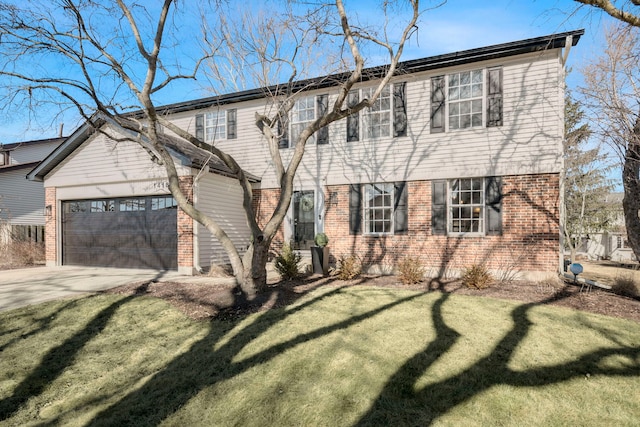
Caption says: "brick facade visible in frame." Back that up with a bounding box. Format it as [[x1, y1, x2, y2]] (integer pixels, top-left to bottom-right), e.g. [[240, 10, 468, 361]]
[[177, 176, 194, 270], [45, 187, 57, 265], [252, 187, 284, 254], [258, 173, 560, 277]]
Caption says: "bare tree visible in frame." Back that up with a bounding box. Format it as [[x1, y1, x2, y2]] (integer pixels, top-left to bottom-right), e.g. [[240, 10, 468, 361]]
[[0, 0, 421, 296], [580, 23, 640, 261], [573, 0, 640, 26]]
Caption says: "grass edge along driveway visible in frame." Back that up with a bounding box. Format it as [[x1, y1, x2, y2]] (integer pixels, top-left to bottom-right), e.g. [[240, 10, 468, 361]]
[[0, 285, 639, 426]]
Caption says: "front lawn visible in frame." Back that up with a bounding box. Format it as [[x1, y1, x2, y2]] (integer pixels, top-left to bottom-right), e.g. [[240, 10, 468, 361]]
[[1, 285, 639, 426]]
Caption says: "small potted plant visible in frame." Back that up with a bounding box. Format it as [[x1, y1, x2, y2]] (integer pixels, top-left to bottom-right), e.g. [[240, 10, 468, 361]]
[[311, 232, 329, 275]]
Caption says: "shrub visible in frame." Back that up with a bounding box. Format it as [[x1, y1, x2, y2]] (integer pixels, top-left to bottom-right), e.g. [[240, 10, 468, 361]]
[[274, 243, 302, 281], [612, 274, 639, 298], [337, 255, 362, 280], [397, 256, 424, 285], [314, 232, 329, 247], [461, 264, 494, 289], [0, 240, 44, 267]]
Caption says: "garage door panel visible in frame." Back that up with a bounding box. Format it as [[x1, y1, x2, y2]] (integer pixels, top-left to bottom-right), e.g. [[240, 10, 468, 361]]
[[62, 196, 178, 269]]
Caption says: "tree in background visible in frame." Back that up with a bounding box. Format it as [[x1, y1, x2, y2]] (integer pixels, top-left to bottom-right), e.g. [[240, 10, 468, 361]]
[[580, 22, 640, 262], [0, 0, 421, 296], [563, 93, 615, 261], [575, 0, 640, 265]]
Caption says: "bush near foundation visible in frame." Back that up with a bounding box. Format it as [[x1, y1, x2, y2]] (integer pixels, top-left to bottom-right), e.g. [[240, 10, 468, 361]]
[[461, 264, 494, 289], [274, 243, 302, 281], [397, 256, 424, 285]]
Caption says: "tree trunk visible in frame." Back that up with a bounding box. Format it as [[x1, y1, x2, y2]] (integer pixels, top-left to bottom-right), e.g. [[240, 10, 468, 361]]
[[622, 113, 640, 262], [237, 241, 270, 299]]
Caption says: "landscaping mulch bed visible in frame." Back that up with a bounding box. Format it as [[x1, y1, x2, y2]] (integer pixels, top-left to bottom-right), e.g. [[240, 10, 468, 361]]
[[105, 275, 640, 323]]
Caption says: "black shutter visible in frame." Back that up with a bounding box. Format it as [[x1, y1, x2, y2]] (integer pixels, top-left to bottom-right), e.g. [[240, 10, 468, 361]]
[[432, 180, 447, 235], [394, 181, 408, 234], [346, 90, 359, 142], [430, 76, 445, 134], [277, 103, 289, 149], [195, 113, 204, 141], [487, 67, 503, 127], [349, 184, 362, 235], [317, 94, 329, 145], [227, 109, 237, 139], [393, 82, 407, 137], [485, 176, 503, 235]]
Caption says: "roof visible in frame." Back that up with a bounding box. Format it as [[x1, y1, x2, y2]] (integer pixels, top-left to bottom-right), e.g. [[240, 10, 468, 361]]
[[153, 29, 584, 115], [27, 29, 583, 183], [0, 161, 40, 173], [0, 136, 66, 152], [26, 118, 260, 182]]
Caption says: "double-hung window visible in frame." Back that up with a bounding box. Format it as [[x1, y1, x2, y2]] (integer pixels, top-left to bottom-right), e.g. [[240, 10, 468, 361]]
[[430, 67, 502, 133], [431, 177, 503, 236], [449, 178, 484, 233], [346, 82, 407, 141], [195, 109, 237, 142], [363, 183, 394, 234], [204, 111, 226, 142], [278, 94, 329, 148], [362, 86, 392, 139], [448, 70, 483, 130], [290, 95, 316, 145]]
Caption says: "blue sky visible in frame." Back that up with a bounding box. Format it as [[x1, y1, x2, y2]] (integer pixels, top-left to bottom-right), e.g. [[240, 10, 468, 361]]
[[0, 0, 617, 144]]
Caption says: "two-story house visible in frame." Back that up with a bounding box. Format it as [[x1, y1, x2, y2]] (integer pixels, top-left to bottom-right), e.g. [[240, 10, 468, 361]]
[[1, 137, 65, 244], [28, 29, 583, 278]]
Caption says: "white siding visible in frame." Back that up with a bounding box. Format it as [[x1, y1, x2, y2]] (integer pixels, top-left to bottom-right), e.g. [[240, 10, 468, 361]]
[[0, 168, 46, 225], [167, 50, 563, 189], [194, 172, 251, 267], [45, 126, 189, 189], [8, 140, 59, 165]]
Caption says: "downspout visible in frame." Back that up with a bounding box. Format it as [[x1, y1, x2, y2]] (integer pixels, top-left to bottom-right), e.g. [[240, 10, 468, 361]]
[[192, 157, 211, 274], [558, 35, 573, 274]]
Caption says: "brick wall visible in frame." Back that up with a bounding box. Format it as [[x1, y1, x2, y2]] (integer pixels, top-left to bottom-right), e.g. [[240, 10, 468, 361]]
[[177, 176, 194, 269], [257, 173, 560, 276], [45, 187, 57, 264], [252, 187, 284, 254]]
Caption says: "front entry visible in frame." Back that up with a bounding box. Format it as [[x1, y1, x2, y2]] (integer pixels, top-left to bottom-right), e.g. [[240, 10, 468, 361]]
[[293, 190, 315, 250]]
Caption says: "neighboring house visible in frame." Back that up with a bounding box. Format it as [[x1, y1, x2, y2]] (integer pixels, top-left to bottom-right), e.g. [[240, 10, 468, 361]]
[[0, 137, 65, 243], [28, 30, 583, 278], [577, 193, 637, 262]]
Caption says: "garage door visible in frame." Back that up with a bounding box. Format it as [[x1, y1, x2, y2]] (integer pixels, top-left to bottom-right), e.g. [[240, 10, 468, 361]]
[[62, 195, 178, 269]]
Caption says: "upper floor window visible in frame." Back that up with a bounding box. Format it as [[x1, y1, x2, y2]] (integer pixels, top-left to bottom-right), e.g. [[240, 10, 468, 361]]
[[290, 96, 317, 145], [0, 152, 8, 166], [278, 94, 329, 148], [204, 111, 226, 142], [195, 109, 237, 143], [448, 70, 483, 130], [347, 82, 407, 142], [362, 86, 392, 139], [430, 67, 502, 134]]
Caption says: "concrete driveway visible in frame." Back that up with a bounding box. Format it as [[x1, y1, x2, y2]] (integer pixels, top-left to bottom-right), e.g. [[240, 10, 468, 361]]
[[0, 266, 188, 312]]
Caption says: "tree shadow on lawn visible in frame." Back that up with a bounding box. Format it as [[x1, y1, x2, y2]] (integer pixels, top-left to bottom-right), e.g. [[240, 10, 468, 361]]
[[355, 286, 640, 426], [3, 275, 639, 426]]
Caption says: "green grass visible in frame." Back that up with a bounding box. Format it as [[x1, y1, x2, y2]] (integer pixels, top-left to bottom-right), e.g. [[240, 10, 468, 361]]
[[0, 285, 639, 426]]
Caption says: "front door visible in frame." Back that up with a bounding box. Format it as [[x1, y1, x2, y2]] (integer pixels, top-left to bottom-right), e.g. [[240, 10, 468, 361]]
[[293, 190, 315, 250]]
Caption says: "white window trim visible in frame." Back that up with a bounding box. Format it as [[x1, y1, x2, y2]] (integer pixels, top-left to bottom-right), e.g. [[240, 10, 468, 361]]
[[289, 95, 317, 147], [447, 177, 485, 236], [363, 183, 395, 235], [445, 68, 485, 132], [361, 85, 392, 140], [204, 111, 227, 142]]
